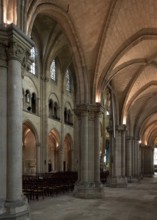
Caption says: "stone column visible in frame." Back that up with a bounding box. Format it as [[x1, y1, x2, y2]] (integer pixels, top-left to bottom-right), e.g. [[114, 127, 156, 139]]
[[100, 112, 106, 171], [80, 110, 88, 182], [126, 136, 133, 182], [107, 124, 127, 187], [121, 125, 126, 177], [150, 147, 154, 176], [0, 43, 7, 215], [74, 103, 104, 198], [36, 142, 40, 173], [58, 147, 64, 171], [141, 145, 145, 176], [141, 145, 154, 177], [40, 76, 49, 173], [94, 112, 101, 182], [132, 138, 142, 180], [0, 24, 33, 220], [106, 126, 114, 177], [134, 138, 139, 178]]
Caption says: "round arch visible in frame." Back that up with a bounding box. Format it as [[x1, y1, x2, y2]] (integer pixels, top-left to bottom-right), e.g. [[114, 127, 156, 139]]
[[64, 133, 73, 171]]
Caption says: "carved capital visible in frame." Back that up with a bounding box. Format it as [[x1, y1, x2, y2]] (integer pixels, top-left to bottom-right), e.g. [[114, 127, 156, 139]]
[[116, 124, 127, 132], [106, 126, 113, 133], [41, 76, 49, 82], [126, 136, 134, 141], [7, 40, 25, 62], [74, 103, 104, 119], [0, 43, 7, 67]]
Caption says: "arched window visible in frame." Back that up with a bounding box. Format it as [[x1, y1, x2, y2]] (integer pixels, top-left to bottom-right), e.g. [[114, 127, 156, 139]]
[[25, 90, 30, 103], [54, 102, 58, 119], [65, 69, 71, 92], [49, 99, 53, 117], [31, 93, 36, 114], [30, 47, 36, 75], [64, 108, 67, 123], [50, 60, 56, 81]]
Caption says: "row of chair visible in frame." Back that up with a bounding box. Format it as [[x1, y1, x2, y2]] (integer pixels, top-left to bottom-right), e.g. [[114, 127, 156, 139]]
[[23, 172, 77, 201], [23, 171, 109, 201]]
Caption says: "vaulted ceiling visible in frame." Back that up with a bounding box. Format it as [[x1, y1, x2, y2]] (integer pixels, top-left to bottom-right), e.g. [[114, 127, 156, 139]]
[[27, 0, 157, 145]]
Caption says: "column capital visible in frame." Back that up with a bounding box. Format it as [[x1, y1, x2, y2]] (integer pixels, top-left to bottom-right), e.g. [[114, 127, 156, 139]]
[[0, 43, 7, 67], [0, 23, 34, 63], [41, 76, 49, 82], [74, 103, 105, 117], [126, 136, 134, 140], [106, 125, 113, 133], [116, 124, 127, 132]]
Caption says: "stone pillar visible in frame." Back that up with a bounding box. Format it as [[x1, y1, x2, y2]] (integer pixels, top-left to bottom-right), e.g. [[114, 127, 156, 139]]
[[141, 145, 145, 176], [73, 103, 104, 198], [107, 124, 127, 187], [36, 142, 40, 173], [150, 147, 154, 176], [134, 138, 139, 178], [106, 127, 115, 177], [0, 43, 7, 215], [58, 147, 64, 171], [126, 136, 133, 182], [0, 24, 33, 220], [80, 110, 88, 182], [40, 77, 49, 173], [141, 145, 154, 177], [94, 112, 101, 182], [121, 125, 126, 177], [100, 112, 106, 171]]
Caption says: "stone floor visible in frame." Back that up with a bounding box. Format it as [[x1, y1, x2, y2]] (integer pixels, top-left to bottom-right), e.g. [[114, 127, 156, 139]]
[[30, 175, 157, 220]]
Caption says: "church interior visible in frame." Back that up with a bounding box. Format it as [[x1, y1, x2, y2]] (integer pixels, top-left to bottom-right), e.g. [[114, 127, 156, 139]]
[[1, 0, 157, 219]]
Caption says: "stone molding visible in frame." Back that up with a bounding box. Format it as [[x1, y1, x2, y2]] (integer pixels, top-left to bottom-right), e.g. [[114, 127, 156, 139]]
[[0, 43, 7, 67], [0, 23, 34, 66], [7, 40, 25, 62], [41, 76, 49, 82], [126, 135, 134, 140], [116, 124, 127, 132], [74, 103, 104, 118]]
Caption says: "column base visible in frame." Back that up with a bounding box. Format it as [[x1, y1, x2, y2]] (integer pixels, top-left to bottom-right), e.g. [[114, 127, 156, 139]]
[[127, 176, 142, 183], [106, 176, 127, 187], [0, 197, 30, 220], [73, 181, 104, 199], [0, 199, 5, 215]]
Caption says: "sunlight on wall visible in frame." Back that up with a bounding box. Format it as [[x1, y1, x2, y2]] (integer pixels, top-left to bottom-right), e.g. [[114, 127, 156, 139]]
[[96, 93, 101, 103], [154, 148, 157, 165], [122, 115, 127, 125], [3, 0, 17, 25]]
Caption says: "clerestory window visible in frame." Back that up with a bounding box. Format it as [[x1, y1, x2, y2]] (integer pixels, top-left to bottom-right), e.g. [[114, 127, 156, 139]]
[[65, 69, 71, 92], [30, 47, 36, 75], [50, 60, 56, 81]]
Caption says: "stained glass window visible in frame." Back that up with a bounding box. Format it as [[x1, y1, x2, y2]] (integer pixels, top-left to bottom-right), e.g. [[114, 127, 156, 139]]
[[50, 60, 56, 81]]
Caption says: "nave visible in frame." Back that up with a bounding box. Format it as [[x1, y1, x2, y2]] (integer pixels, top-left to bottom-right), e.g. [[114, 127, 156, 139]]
[[30, 175, 157, 220]]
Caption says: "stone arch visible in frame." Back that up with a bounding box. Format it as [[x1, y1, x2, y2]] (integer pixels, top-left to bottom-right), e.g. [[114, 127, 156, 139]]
[[96, 30, 157, 104], [48, 93, 60, 119], [64, 133, 73, 171], [22, 120, 39, 174], [26, 1, 88, 104], [64, 101, 73, 125], [48, 128, 60, 172]]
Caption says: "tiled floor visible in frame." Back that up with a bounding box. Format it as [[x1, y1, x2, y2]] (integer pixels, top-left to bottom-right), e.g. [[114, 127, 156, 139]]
[[30, 175, 157, 220]]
